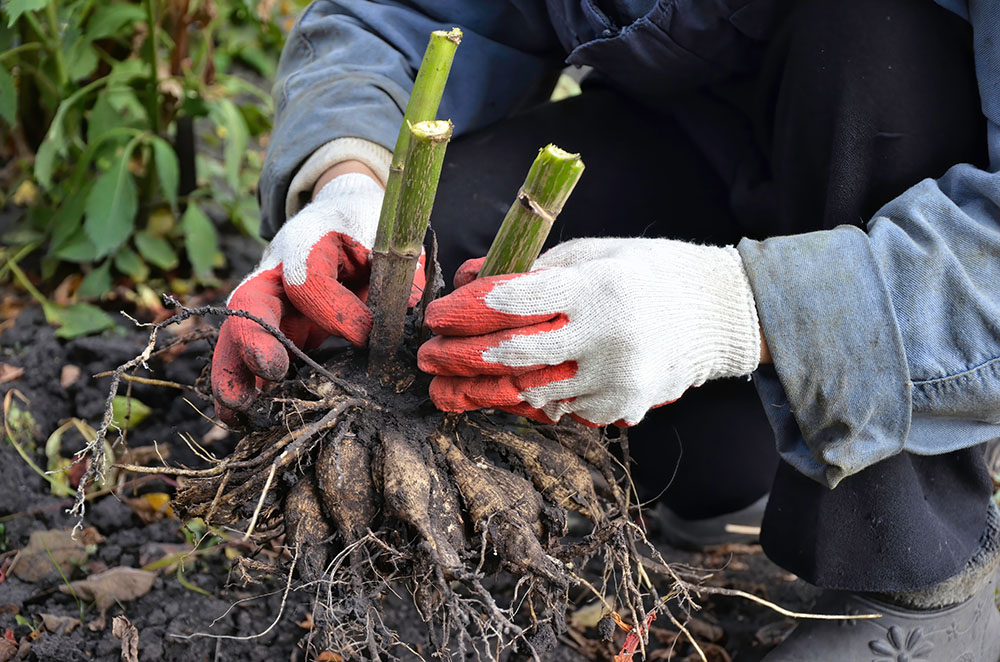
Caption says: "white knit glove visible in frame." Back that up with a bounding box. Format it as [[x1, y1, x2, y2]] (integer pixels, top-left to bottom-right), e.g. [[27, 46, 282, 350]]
[[417, 237, 761, 427], [212, 174, 423, 418]]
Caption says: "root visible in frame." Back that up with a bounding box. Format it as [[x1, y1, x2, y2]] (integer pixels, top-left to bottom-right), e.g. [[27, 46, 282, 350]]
[[79, 296, 714, 660]]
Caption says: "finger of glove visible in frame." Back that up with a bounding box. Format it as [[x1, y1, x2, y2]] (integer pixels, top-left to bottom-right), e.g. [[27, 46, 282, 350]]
[[279, 310, 315, 349], [425, 272, 561, 337], [408, 250, 427, 307], [417, 313, 570, 376], [427, 363, 576, 412], [226, 268, 291, 383], [216, 402, 240, 426], [497, 402, 559, 425], [282, 231, 372, 346], [212, 317, 265, 411], [453, 257, 485, 289]]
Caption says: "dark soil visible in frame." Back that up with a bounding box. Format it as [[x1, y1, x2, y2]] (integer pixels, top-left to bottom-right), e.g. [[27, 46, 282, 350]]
[[0, 289, 821, 662]]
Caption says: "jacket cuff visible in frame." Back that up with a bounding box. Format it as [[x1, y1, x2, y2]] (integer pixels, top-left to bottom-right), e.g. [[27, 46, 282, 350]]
[[285, 138, 392, 219], [738, 226, 912, 488]]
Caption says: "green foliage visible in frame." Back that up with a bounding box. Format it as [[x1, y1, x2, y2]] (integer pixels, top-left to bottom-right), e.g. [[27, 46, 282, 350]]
[[111, 394, 151, 429], [0, 0, 300, 333]]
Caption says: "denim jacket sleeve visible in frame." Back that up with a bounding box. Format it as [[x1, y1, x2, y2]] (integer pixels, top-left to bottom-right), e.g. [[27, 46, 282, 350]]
[[737, 1, 1000, 489], [258, 0, 564, 238]]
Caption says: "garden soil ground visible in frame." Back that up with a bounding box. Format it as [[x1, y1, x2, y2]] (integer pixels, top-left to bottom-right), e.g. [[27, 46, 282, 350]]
[[0, 250, 821, 661]]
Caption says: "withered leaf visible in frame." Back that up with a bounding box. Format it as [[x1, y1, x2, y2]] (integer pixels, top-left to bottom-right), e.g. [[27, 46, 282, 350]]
[[9, 530, 88, 584], [112, 615, 139, 662], [60, 567, 156, 614], [40, 614, 81, 635], [0, 364, 24, 385], [60, 365, 82, 389]]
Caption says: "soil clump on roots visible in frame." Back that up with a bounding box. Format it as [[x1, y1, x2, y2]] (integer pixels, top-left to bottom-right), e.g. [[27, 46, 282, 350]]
[[176, 346, 663, 658], [148, 323, 675, 660]]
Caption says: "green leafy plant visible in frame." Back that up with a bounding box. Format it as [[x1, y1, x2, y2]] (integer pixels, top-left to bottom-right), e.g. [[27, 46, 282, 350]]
[[0, 0, 301, 333]]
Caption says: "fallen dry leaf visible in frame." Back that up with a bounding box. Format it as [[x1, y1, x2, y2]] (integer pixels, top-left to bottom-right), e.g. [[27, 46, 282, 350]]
[[686, 616, 724, 643], [52, 274, 82, 307], [681, 642, 731, 662], [0, 637, 15, 662], [569, 601, 608, 630], [112, 615, 139, 662], [11, 180, 38, 207], [77, 527, 105, 548], [124, 492, 175, 524], [615, 611, 657, 662], [650, 625, 680, 647], [60, 567, 157, 615], [9, 530, 88, 584], [201, 425, 229, 445], [611, 611, 634, 633], [40, 614, 81, 635], [0, 364, 24, 385], [119, 445, 170, 467], [60, 365, 82, 389], [315, 653, 343, 662], [755, 619, 796, 647], [296, 613, 315, 630]]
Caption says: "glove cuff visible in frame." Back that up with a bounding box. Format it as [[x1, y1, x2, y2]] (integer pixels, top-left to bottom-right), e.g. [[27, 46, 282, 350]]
[[696, 245, 762, 381], [285, 137, 392, 218]]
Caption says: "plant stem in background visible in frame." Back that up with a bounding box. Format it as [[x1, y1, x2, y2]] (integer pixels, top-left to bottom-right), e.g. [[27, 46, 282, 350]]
[[144, 0, 161, 135], [42, 4, 68, 87], [479, 145, 585, 277], [372, 27, 462, 254], [368, 120, 453, 374]]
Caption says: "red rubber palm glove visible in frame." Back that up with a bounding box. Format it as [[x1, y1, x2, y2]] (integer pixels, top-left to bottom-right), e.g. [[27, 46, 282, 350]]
[[212, 174, 424, 420], [417, 238, 761, 427]]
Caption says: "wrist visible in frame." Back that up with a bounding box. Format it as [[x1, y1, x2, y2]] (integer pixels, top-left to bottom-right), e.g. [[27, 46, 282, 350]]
[[285, 137, 392, 219], [759, 325, 772, 364], [313, 160, 383, 198]]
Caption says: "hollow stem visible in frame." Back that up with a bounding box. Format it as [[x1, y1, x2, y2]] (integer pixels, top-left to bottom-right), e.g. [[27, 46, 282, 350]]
[[368, 120, 453, 374], [479, 145, 585, 277], [373, 27, 461, 253]]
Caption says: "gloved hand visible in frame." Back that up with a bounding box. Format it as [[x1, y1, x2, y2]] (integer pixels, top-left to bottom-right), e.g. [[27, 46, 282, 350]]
[[417, 237, 761, 427], [212, 173, 424, 419]]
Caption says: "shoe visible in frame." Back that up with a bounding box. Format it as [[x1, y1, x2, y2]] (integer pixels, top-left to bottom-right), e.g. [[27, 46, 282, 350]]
[[652, 493, 768, 550], [763, 502, 1000, 661], [760, 572, 1000, 661]]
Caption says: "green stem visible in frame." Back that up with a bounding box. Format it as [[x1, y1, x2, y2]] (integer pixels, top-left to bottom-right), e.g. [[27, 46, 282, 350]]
[[390, 120, 453, 256], [143, 0, 161, 135], [0, 242, 40, 282], [373, 27, 461, 253], [368, 120, 453, 374], [66, 127, 146, 193], [6, 256, 58, 323], [43, 2, 68, 87], [0, 42, 44, 63], [479, 145, 585, 277], [11, 62, 60, 99]]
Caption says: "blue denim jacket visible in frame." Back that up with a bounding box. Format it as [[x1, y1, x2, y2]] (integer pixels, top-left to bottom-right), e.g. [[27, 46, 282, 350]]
[[260, 0, 1000, 488]]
